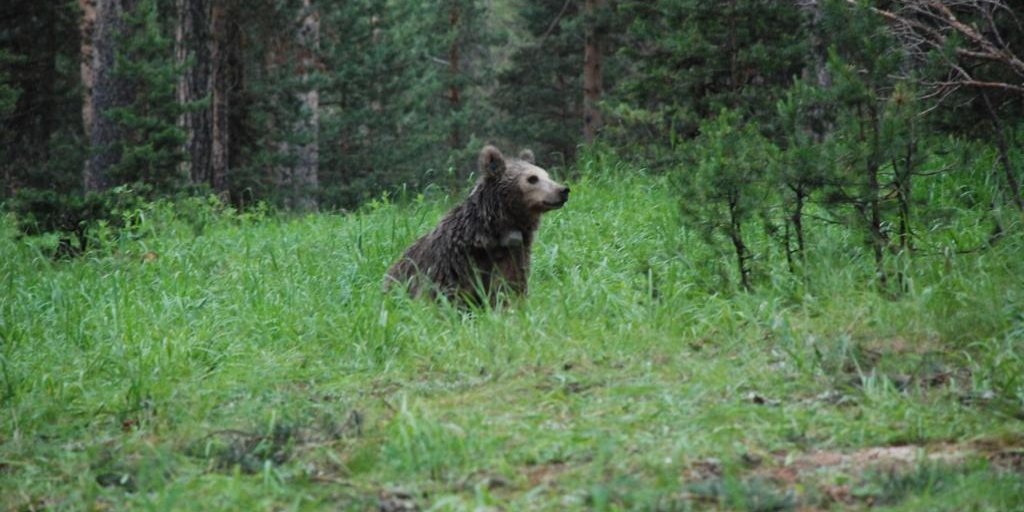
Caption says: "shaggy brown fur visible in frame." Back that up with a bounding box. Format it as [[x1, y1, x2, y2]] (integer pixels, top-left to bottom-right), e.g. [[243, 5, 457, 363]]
[[385, 145, 570, 304]]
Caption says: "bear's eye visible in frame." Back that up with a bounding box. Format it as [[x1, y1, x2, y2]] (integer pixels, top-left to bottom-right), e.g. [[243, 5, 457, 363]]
[[527, 175, 539, 185]]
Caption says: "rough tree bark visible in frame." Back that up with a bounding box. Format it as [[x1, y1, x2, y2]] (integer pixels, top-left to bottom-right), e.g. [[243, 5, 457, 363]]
[[582, 0, 604, 144], [798, 0, 832, 140], [175, 0, 212, 186], [864, 104, 888, 290], [80, 0, 97, 141], [226, 0, 244, 205], [210, 0, 230, 197], [798, 0, 832, 93], [448, 2, 461, 150], [84, 0, 137, 193], [728, 193, 752, 291], [790, 184, 807, 263], [282, 0, 320, 212]]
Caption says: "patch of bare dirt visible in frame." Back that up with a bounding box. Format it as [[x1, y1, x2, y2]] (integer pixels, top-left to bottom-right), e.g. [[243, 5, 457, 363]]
[[378, 488, 419, 512], [859, 335, 943, 355], [773, 444, 970, 476], [524, 461, 571, 488], [683, 439, 1024, 509], [762, 440, 1023, 481]]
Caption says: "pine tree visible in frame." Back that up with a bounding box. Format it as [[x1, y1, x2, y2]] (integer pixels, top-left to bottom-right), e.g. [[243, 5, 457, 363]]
[[209, 0, 231, 197], [432, 0, 503, 180], [495, 0, 582, 165], [582, 0, 606, 144], [774, 78, 834, 270], [0, 49, 22, 197], [317, 0, 504, 207], [611, 0, 806, 159], [320, 1, 436, 206], [1, 0, 81, 196], [820, 1, 910, 289], [84, 0, 139, 192], [175, 0, 212, 187], [80, 0, 97, 142], [676, 110, 776, 291], [106, 0, 187, 193], [287, 0, 320, 212], [0, 51, 18, 118]]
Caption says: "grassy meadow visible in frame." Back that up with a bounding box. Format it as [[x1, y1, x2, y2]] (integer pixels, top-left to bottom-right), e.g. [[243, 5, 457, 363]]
[[2, 157, 1024, 510]]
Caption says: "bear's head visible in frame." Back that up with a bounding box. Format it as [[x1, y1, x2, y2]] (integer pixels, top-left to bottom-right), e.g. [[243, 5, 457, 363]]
[[476, 145, 570, 218]]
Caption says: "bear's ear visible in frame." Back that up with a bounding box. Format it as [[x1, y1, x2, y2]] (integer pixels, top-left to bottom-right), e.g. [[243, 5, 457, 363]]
[[518, 149, 535, 164], [478, 145, 506, 177]]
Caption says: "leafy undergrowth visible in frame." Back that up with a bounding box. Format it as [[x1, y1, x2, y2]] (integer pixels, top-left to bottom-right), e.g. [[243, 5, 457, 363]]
[[2, 168, 1023, 510]]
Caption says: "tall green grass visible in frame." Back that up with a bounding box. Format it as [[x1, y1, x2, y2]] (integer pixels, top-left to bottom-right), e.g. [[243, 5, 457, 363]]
[[1, 158, 1022, 510]]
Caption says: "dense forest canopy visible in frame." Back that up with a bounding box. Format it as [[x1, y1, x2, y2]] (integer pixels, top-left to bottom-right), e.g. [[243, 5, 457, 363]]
[[1, 0, 1023, 288], [4, 3, 1024, 508]]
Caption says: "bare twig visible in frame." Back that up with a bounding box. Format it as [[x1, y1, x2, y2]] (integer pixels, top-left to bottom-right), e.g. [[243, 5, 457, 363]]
[[537, 0, 573, 44], [844, 0, 1024, 95]]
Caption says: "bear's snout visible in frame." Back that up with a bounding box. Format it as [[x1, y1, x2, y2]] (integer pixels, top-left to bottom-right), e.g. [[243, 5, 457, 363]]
[[548, 186, 569, 208], [541, 186, 570, 210]]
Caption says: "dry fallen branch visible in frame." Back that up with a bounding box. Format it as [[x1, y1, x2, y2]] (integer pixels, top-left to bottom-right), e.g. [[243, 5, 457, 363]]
[[845, 0, 1024, 96]]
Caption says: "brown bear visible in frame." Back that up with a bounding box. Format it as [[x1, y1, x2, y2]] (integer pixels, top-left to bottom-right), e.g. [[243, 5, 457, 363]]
[[385, 145, 570, 305]]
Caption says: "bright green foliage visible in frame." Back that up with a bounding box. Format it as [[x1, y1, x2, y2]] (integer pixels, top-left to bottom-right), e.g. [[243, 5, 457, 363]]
[[773, 78, 836, 269], [1, 3, 1024, 509], [2, 155, 1023, 509], [820, 1, 920, 289], [107, 0, 188, 194], [676, 109, 776, 290]]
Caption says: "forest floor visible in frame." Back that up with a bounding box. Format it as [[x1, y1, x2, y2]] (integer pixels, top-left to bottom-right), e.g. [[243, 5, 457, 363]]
[[2, 171, 1023, 510]]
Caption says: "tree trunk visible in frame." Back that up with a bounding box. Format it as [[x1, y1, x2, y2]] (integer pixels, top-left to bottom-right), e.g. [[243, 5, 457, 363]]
[[893, 116, 916, 293], [226, 0, 244, 205], [84, 0, 136, 193], [39, 3, 57, 161], [557, 72, 574, 163], [783, 216, 795, 274], [791, 185, 807, 265], [176, 0, 212, 186], [582, 0, 604, 144], [727, 0, 738, 98], [797, 0, 831, 142], [895, 135, 915, 255], [210, 0, 230, 197], [982, 92, 1023, 212], [797, 0, 831, 90], [868, 165, 887, 290], [290, 0, 319, 212], [728, 194, 752, 291], [448, 2, 461, 150], [866, 106, 887, 290], [80, 0, 96, 149]]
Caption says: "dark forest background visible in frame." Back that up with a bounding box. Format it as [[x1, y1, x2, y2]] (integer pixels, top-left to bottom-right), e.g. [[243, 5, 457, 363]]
[[2, 0, 1023, 289], [3, 5, 1024, 506]]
